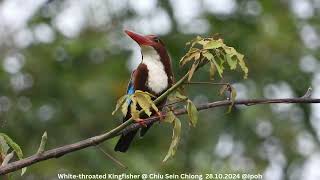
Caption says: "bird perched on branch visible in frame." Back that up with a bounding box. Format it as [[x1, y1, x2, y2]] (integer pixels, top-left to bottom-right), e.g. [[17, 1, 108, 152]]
[[114, 30, 174, 152]]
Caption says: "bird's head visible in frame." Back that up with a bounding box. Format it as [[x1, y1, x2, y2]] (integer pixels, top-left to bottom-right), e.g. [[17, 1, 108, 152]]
[[124, 30, 170, 64], [125, 30, 164, 50], [125, 29, 173, 85]]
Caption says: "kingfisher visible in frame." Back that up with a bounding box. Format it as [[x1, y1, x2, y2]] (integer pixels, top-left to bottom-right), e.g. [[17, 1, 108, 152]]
[[114, 30, 174, 152]]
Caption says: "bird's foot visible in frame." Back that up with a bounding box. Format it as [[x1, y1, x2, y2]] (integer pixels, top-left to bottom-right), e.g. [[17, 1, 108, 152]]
[[156, 111, 164, 123], [134, 118, 147, 127]]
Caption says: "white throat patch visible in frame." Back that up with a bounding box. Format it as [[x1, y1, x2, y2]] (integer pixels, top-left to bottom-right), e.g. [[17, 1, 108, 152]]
[[141, 46, 168, 94]]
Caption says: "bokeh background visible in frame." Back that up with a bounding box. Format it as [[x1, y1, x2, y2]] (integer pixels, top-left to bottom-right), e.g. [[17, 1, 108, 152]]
[[1, 0, 320, 179]]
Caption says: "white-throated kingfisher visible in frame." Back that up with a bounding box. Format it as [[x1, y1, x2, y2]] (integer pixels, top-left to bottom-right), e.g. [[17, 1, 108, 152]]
[[114, 30, 174, 152]]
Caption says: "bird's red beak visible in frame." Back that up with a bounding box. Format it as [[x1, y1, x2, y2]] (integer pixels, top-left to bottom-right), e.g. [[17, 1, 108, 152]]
[[124, 30, 153, 46]]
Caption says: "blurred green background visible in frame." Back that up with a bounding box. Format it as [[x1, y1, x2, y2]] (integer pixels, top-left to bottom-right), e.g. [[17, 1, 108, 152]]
[[1, 0, 320, 179]]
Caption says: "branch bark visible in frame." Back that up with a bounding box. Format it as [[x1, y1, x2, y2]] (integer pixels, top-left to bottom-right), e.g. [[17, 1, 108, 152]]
[[0, 97, 319, 175]]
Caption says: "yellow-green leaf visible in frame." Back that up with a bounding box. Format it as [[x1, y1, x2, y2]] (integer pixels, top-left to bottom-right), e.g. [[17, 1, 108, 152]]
[[163, 111, 176, 123], [202, 51, 214, 61], [134, 91, 158, 116], [135, 94, 153, 116], [121, 100, 129, 116], [210, 58, 223, 77], [187, 100, 198, 127], [204, 39, 224, 49], [223, 45, 237, 56], [202, 51, 218, 79], [21, 167, 27, 176], [112, 95, 128, 115], [163, 117, 181, 162], [197, 39, 210, 46], [209, 61, 216, 80], [0, 133, 23, 159], [222, 45, 248, 78], [135, 90, 156, 98], [237, 54, 248, 79], [226, 54, 237, 70], [130, 99, 139, 119], [180, 50, 201, 66], [168, 91, 188, 102]]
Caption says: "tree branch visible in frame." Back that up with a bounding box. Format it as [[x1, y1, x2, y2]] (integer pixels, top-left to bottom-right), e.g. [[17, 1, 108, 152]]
[[1, 97, 319, 175]]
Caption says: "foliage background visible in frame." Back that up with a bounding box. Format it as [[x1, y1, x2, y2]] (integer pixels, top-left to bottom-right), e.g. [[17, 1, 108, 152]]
[[1, 0, 320, 179]]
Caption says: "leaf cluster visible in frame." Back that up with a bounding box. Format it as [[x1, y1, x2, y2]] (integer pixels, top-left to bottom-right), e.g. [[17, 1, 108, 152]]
[[180, 36, 248, 81], [112, 90, 159, 119], [162, 91, 199, 162]]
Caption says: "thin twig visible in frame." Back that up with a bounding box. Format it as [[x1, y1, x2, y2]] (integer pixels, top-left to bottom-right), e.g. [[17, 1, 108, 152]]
[[162, 98, 188, 108], [185, 81, 230, 86], [1, 97, 320, 175], [96, 145, 127, 169]]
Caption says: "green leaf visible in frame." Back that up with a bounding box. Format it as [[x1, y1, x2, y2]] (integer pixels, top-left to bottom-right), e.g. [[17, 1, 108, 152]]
[[202, 51, 218, 79], [21, 167, 27, 176], [197, 39, 210, 46], [134, 90, 158, 116], [134, 90, 156, 98], [125, 90, 159, 119], [163, 111, 175, 123], [226, 54, 237, 70], [112, 95, 128, 115], [223, 46, 237, 56], [121, 100, 129, 116], [210, 58, 223, 77], [163, 117, 181, 162], [202, 51, 214, 61], [130, 99, 139, 119], [237, 53, 248, 79], [204, 39, 224, 49], [222, 45, 248, 78], [135, 94, 153, 116], [0, 133, 23, 159], [167, 91, 188, 103], [209, 61, 216, 80], [188, 36, 203, 48], [187, 100, 199, 127]]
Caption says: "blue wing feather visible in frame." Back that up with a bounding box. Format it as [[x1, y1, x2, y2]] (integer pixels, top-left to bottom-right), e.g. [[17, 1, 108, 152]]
[[126, 73, 135, 104], [127, 80, 135, 95]]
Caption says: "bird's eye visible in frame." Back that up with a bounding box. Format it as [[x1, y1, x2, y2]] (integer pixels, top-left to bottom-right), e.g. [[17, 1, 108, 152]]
[[153, 37, 160, 43]]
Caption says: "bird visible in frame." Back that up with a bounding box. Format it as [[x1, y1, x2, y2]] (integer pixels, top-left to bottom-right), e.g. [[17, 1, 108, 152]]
[[114, 30, 174, 152]]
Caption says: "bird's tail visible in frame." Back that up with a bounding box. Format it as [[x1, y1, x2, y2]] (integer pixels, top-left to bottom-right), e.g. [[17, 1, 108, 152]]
[[114, 130, 138, 152]]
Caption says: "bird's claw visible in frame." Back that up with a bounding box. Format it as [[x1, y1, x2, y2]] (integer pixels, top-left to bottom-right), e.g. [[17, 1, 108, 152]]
[[134, 118, 147, 127], [156, 111, 164, 123]]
